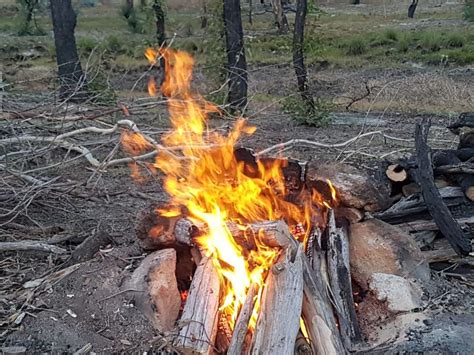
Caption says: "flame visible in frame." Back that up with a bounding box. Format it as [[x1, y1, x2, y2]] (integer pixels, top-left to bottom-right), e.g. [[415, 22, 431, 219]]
[[122, 48, 337, 331]]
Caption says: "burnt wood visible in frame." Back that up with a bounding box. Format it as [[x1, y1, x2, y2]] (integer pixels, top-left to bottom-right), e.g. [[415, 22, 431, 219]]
[[414, 118, 471, 256], [326, 210, 362, 350]]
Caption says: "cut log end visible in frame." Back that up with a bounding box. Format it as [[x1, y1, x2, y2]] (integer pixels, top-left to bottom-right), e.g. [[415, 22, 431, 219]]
[[386, 164, 408, 182]]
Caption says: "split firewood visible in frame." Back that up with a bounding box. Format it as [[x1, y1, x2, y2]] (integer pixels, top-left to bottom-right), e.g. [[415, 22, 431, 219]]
[[396, 216, 474, 234], [326, 210, 362, 350], [174, 256, 220, 354], [414, 118, 471, 256], [121, 249, 181, 332], [228, 283, 258, 355], [301, 254, 345, 355], [432, 150, 474, 201], [251, 245, 304, 354]]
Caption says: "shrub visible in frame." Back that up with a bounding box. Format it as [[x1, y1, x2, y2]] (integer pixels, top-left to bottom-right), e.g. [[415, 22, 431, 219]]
[[464, 0, 474, 21], [383, 29, 399, 42], [282, 96, 333, 126], [419, 31, 441, 52], [77, 37, 99, 56], [345, 37, 367, 55], [445, 33, 465, 48], [397, 33, 411, 53]]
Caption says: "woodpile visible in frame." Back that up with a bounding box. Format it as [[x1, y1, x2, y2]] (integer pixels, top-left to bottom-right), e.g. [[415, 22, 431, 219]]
[[124, 114, 472, 354]]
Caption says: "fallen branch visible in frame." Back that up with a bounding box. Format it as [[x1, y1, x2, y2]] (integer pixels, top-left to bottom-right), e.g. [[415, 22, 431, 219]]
[[0, 241, 67, 254]]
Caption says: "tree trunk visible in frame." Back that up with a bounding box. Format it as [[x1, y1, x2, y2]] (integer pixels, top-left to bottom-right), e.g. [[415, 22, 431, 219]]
[[152, 0, 166, 85], [408, 0, 418, 18], [293, 0, 315, 112], [50, 0, 87, 102], [271, 0, 289, 33], [223, 0, 248, 112], [125, 0, 134, 14], [201, 0, 208, 28]]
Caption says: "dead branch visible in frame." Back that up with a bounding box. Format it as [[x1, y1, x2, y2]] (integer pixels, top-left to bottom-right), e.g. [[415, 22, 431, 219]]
[[0, 241, 68, 254]]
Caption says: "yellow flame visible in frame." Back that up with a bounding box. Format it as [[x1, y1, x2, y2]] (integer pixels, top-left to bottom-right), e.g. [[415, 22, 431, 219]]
[[122, 48, 338, 330]]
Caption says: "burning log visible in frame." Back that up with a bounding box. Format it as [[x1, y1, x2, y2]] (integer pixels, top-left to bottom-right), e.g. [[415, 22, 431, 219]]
[[414, 118, 471, 256], [251, 245, 304, 354], [301, 254, 345, 355], [326, 210, 362, 350], [227, 283, 257, 355], [174, 257, 220, 354]]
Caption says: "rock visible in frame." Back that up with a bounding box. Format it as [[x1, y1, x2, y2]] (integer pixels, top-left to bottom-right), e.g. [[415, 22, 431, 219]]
[[121, 249, 181, 332], [369, 273, 422, 312], [349, 219, 430, 288], [305, 162, 390, 212]]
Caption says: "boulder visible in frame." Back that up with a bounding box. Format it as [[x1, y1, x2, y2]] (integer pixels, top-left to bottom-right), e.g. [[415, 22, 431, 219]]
[[121, 249, 181, 331], [305, 162, 390, 212], [369, 273, 422, 313], [349, 219, 430, 288]]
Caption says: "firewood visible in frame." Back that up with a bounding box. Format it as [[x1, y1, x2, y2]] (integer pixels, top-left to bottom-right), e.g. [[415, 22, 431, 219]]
[[433, 150, 474, 201], [251, 245, 304, 354], [174, 257, 220, 354], [228, 283, 257, 355], [414, 118, 471, 256], [301, 254, 345, 355], [422, 238, 464, 263], [386, 164, 408, 182], [401, 179, 449, 197], [396, 216, 474, 234], [0, 241, 67, 255], [326, 210, 362, 350], [295, 330, 313, 355]]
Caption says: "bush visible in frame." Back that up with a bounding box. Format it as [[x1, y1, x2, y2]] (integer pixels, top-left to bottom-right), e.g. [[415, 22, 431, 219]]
[[383, 29, 399, 42], [419, 31, 441, 52], [344, 37, 367, 55], [282, 96, 333, 126], [397, 33, 411, 53], [445, 33, 465, 48], [464, 0, 474, 21], [77, 37, 99, 56]]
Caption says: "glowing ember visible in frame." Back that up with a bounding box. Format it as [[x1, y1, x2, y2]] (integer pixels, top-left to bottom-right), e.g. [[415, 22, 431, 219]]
[[122, 48, 337, 330]]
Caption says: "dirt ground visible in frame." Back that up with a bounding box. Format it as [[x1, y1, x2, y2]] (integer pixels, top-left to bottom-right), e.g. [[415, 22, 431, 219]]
[[1, 95, 474, 353]]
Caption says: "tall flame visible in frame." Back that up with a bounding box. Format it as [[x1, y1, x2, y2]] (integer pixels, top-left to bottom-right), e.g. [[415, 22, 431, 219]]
[[123, 48, 336, 330]]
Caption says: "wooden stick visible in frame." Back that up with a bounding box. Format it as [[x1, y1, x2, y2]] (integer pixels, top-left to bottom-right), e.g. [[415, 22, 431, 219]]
[[396, 216, 474, 233], [414, 118, 471, 256], [326, 210, 362, 350], [386, 163, 408, 182], [228, 283, 258, 355], [301, 255, 345, 355], [0, 241, 67, 255], [174, 257, 220, 354], [251, 246, 304, 354]]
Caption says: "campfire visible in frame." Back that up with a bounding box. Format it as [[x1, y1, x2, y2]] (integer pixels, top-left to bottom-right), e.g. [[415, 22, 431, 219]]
[[121, 48, 353, 354], [120, 48, 472, 354]]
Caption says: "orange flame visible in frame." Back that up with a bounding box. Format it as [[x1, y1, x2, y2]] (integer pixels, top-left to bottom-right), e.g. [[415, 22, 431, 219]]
[[122, 48, 337, 330]]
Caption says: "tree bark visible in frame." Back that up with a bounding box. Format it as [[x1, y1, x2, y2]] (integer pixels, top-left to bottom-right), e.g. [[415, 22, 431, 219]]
[[408, 0, 418, 18], [223, 0, 248, 111], [293, 0, 315, 112], [50, 0, 87, 102], [152, 0, 166, 85], [270, 0, 289, 33]]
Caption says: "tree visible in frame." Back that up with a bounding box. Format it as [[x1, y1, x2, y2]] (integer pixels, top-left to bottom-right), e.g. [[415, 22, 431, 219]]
[[16, 0, 43, 35], [271, 0, 289, 33], [408, 0, 419, 18], [293, 0, 314, 112], [50, 0, 87, 101], [223, 0, 248, 111], [152, 0, 166, 84]]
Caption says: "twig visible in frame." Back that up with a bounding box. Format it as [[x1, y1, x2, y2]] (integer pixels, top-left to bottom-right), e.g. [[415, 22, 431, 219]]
[[0, 241, 68, 254]]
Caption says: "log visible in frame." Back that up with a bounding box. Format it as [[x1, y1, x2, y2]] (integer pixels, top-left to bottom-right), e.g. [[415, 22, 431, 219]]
[[386, 164, 408, 182], [301, 254, 345, 355], [228, 283, 257, 355], [433, 150, 474, 201], [174, 257, 220, 354], [251, 245, 304, 354], [414, 118, 471, 256], [396, 216, 474, 234], [326, 210, 362, 350], [295, 330, 313, 355]]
